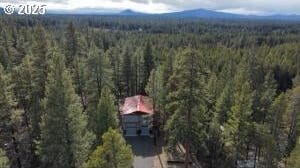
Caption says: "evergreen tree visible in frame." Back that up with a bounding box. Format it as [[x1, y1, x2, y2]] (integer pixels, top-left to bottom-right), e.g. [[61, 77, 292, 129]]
[[13, 32, 28, 66], [264, 93, 289, 167], [0, 28, 18, 69], [251, 71, 277, 166], [0, 65, 21, 168], [224, 80, 253, 163], [165, 48, 207, 167], [121, 47, 132, 97], [293, 71, 300, 86], [30, 26, 48, 139], [206, 73, 221, 112], [286, 85, 300, 155], [269, 93, 289, 144], [131, 49, 140, 95], [0, 148, 9, 168], [146, 66, 164, 111], [107, 46, 122, 99], [72, 34, 89, 110], [142, 41, 154, 92], [215, 83, 233, 124], [256, 71, 277, 122], [64, 22, 77, 68], [205, 116, 227, 168], [160, 53, 174, 124], [0, 12, 299, 168], [12, 55, 33, 115], [286, 85, 300, 167], [85, 128, 133, 168], [287, 143, 300, 168], [11, 55, 36, 167], [0, 32, 10, 69], [73, 56, 88, 110], [91, 86, 118, 143], [86, 43, 112, 129], [39, 47, 94, 168]]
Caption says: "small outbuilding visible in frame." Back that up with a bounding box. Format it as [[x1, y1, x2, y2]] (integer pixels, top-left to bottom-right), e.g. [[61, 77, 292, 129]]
[[120, 95, 154, 136]]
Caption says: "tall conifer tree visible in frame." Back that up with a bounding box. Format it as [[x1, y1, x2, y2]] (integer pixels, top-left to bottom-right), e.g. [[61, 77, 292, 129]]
[[0, 65, 21, 168], [165, 49, 207, 167], [39, 47, 94, 168], [142, 41, 154, 92], [91, 86, 118, 142]]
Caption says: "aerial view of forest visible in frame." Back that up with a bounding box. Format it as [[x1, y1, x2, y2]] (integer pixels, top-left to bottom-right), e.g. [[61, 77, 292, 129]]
[[0, 1, 300, 168]]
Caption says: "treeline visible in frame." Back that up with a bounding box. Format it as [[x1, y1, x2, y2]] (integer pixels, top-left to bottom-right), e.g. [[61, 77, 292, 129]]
[[0, 15, 299, 168]]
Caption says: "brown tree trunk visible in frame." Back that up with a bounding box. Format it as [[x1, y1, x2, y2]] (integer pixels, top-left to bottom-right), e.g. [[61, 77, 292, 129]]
[[253, 146, 258, 168], [185, 142, 190, 168], [11, 127, 22, 168]]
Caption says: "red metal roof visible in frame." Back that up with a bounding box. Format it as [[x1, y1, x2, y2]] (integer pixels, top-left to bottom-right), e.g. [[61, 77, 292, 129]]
[[120, 95, 154, 115]]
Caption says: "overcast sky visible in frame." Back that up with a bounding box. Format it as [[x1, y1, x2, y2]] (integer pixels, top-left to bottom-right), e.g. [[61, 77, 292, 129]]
[[1, 0, 300, 15]]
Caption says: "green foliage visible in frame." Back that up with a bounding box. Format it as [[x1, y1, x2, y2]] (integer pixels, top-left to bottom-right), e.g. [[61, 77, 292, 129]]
[[215, 83, 233, 124], [269, 93, 289, 140], [0, 15, 300, 168], [64, 22, 77, 68], [0, 148, 9, 168], [286, 85, 300, 167], [11, 54, 37, 167], [85, 128, 133, 168], [165, 48, 207, 152], [142, 41, 154, 92], [0, 34, 10, 69], [107, 46, 123, 98], [146, 65, 165, 111], [92, 86, 118, 143], [30, 26, 49, 139], [263, 93, 289, 166], [224, 80, 253, 160], [12, 55, 34, 110], [0, 64, 13, 159], [0, 64, 14, 130], [287, 142, 300, 168], [0, 65, 22, 167], [73, 56, 88, 110], [39, 47, 94, 168], [121, 47, 132, 97], [293, 71, 300, 86], [86, 43, 113, 120], [256, 71, 277, 122], [206, 73, 221, 111]]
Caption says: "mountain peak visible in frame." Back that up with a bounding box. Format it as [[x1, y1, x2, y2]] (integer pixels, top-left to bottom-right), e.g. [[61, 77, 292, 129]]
[[120, 9, 144, 16], [121, 9, 135, 13]]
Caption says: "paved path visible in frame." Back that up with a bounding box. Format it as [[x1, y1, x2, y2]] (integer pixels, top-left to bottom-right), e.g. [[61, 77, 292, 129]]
[[126, 136, 155, 168]]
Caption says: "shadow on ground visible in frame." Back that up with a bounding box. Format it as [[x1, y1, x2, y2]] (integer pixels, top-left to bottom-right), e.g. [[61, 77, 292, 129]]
[[126, 136, 163, 168]]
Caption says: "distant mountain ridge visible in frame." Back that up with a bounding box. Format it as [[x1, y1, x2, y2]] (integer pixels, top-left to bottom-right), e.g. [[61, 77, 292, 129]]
[[119, 9, 146, 16], [48, 8, 120, 15], [161, 9, 243, 19], [1, 6, 300, 21], [0, 7, 4, 15], [118, 8, 300, 21]]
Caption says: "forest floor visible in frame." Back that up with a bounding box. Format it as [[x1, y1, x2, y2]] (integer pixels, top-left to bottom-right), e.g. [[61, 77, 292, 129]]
[[153, 135, 168, 168]]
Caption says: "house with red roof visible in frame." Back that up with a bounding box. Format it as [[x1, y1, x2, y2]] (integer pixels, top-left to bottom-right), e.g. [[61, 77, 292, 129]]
[[119, 95, 154, 136]]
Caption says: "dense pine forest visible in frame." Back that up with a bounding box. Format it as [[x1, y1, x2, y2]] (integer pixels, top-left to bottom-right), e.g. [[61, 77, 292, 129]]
[[0, 15, 300, 168]]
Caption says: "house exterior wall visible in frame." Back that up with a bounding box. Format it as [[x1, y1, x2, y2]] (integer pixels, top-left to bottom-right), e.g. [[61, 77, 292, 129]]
[[122, 114, 153, 136]]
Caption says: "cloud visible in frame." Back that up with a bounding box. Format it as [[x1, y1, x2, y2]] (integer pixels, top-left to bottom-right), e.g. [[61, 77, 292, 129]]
[[107, 0, 149, 3], [1, 0, 66, 3], [218, 8, 269, 16], [149, 0, 300, 14], [1, 0, 300, 15]]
